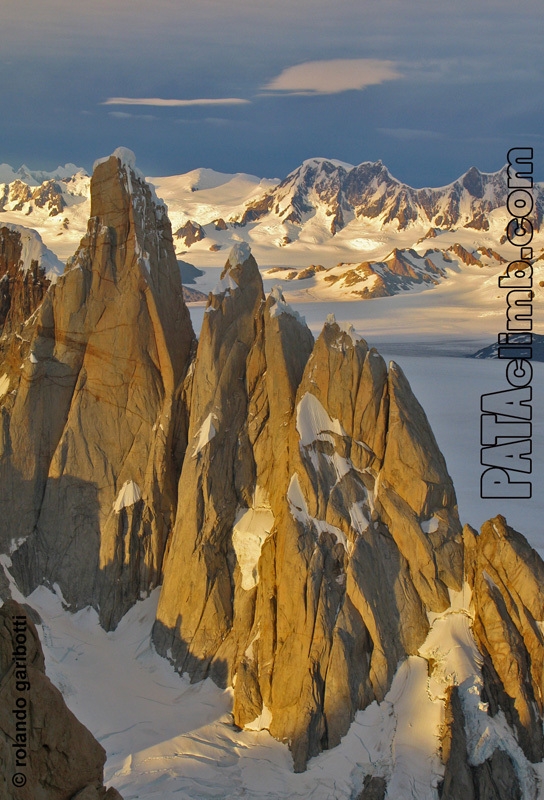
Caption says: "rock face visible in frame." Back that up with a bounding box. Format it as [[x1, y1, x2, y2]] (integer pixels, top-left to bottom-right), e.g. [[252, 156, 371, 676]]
[[0, 226, 51, 335], [465, 517, 544, 763], [0, 600, 122, 800], [0, 225, 63, 336], [1, 148, 196, 629], [437, 517, 544, 800], [440, 686, 522, 800], [153, 244, 464, 769], [2, 147, 544, 794], [174, 220, 206, 247]]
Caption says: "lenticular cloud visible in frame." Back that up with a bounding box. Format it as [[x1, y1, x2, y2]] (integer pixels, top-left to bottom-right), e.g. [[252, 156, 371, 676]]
[[262, 58, 402, 95]]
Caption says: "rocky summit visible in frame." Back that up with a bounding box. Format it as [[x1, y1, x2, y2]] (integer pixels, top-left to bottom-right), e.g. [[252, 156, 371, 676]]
[[1, 150, 544, 795], [1, 147, 195, 630], [152, 242, 465, 769]]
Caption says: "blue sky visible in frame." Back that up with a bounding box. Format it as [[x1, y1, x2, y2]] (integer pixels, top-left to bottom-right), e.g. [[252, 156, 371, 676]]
[[1, 0, 543, 185]]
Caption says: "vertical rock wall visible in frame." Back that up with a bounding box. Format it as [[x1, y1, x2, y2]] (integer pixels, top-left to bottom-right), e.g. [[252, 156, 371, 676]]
[[1, 149, 196, 629]]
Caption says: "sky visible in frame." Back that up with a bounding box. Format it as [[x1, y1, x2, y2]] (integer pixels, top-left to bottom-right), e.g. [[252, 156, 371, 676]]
[[1, 0, 543, 186]]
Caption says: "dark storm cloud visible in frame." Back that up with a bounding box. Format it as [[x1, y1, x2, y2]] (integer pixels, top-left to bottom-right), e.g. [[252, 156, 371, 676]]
[[1, 0, 543, 184]]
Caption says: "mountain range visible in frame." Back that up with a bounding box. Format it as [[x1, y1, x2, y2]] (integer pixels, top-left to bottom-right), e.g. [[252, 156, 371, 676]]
[[1, 149, 544, 799], [1, 157, 542, 306]]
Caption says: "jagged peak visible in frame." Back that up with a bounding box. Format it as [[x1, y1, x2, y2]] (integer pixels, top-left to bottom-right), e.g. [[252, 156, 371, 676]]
[[89, 147, 167, 232], [211, 242, 261, 297], [92, 147, 165, 207], [338, 320, 362, 344], [227, 241, 251, 268], [322, 313, 364, 347], [267, 285, 306, 324]]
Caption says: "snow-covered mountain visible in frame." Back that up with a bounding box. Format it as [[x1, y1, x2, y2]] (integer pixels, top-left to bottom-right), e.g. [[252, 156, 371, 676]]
[[1, 154, 543, 351], [231, 157, 543, 233], [262, 243, 508, 300], [1, 150, 544, 800], [2, 157, 543, 271], [0, 161, 87, 187]]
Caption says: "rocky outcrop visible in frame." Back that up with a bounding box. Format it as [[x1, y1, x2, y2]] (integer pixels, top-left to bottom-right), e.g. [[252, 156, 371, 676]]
[[182, 286, 208, 302], [322, 247, 446, 299], [2, 180, 32, 211], [153, 243, 463, 769], [357, 776, 386, 800], [464, 517, 544, 763], [30, 180, 66, 217], [1, 148, 196, 629], [174, 220, 206, 247], [440, 686, 522, 800], [0, 226, 50, 335], [0, 600, 122, 800]]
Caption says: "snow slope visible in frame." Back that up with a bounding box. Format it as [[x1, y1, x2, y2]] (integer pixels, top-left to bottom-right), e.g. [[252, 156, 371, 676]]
[[1, 561, 542, 800]]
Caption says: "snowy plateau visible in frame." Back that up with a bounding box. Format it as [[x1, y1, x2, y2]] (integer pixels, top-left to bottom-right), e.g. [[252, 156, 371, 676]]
[[1, 152, 544, 800]]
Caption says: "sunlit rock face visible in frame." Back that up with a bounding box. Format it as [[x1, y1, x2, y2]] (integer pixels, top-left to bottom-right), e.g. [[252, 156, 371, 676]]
[[2, 147, 544, 789], [154, 242, 464, 770], [1, 149, 195, 629]]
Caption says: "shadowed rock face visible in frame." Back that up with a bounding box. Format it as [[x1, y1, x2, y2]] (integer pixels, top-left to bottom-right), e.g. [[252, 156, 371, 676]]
[[0, 226, 51, 336], [153, 246, 464, 770], [0, 150, 196, 629], [440, 685, 522, 800], [0, 600, 123, 800]]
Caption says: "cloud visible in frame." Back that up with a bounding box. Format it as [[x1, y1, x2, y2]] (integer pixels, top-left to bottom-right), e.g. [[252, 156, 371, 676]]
[[262, 59, 401, 95], [103, 97, 250, 107], [108, 111, 157, 120], [378, 127, 442, 141]]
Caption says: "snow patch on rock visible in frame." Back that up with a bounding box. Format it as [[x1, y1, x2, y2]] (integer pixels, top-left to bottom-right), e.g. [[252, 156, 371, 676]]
[[232, 489, 275, 591], [287, 473, 350, 552], [113, 480, 142, 513], [268, 285, 305, 324], [421, 515, 440, 534], [246, 704, 273, 732], [94, 147, 137, 174], [211, 272, 239, 296], [338, 320, 362, 344], [349, 502, 370, 534], [112, 147, 137, 172], [192, 413, 217, 456], [296, 392, 345, 446]]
